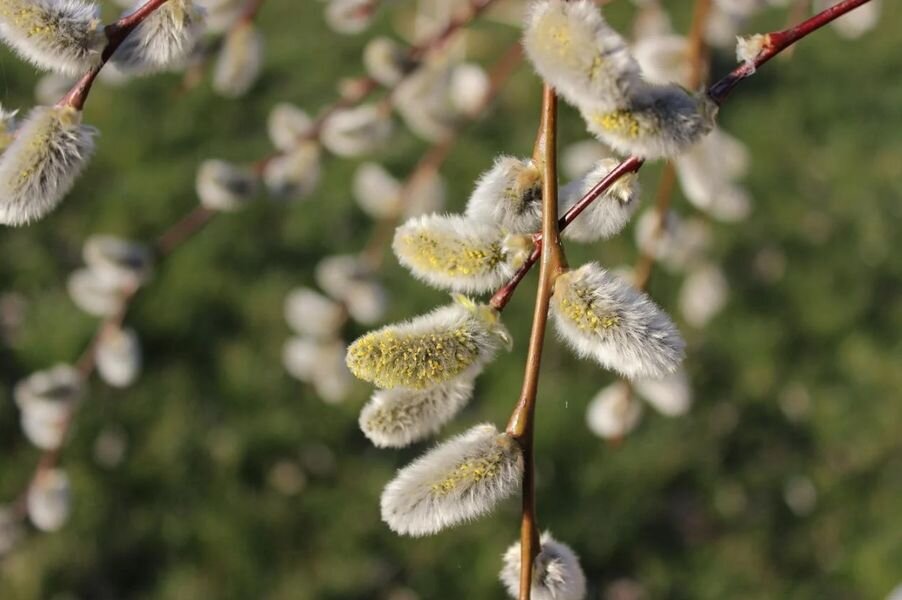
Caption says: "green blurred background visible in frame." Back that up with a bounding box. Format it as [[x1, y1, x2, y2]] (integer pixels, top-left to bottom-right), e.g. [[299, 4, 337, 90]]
[[1, 1, 900, 598]]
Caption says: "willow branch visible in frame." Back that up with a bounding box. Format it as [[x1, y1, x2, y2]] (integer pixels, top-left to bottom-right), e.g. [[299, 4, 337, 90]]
[[490, 0, 873, 312], [505, 85, 565, 600], [708, 0, 873, 104], [58, 0, 173, 110]]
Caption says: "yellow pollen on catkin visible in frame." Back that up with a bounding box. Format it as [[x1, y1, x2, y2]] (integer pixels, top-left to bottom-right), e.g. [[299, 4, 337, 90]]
[[429, 440, 510, 495], [347, 326, 480, 390], [557, 279, 621, 333], [399, 230, 504, 278], [593, 110, 642, 138]]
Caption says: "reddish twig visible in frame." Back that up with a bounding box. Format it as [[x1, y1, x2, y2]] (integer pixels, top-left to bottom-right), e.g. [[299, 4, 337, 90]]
[[490, 0, 873, 312], [58, 0, 173, 110]]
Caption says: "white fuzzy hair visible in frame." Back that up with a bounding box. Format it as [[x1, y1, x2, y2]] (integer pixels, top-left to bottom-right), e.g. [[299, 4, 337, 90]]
[[359, 378, 475, 448], [196, 159, 259, 212], [634, 368, 692, 417], [380, 424, 523, 536], [213, 21, 263, 98], [346, 297, 511, 390], [321, 104, 393, 158], [560, 157, 641, 243], [0, 0, 103, 76], [96, 326, 142, 388], [465, 155, 543, 235], [523, 0, 640, 110], [111, 0, 204, 74], [82, 234, 153, 289], [500, 531, 588, 600], [0, 106, 96, 226], [581, 83, 717, 160], [551, 263, 684, 379], [393, 213, 532, 294]]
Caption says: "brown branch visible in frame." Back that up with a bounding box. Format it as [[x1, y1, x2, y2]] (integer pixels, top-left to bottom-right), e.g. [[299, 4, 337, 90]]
[[506, 85, 566, 600], [155, 206, 216, 257], [708, 0, 873, 104], [491, 0, 873, 312], [58, 0, 173, 110]]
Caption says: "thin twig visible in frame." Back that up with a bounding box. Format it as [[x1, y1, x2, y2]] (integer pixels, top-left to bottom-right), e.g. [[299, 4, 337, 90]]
[[490, 0, 873, 312], [58, 0, 173, 110], [506, 85, 566, 600]]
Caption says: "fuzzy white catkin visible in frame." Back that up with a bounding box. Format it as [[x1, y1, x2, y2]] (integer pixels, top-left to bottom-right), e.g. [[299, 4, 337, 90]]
[[282, 336, 320, 382], [449, 62, 490, 116], [315, 254, 373, 302], [353, 162, 403, 219], [359, 378, 475, 448], [679, 262, 729, 328], [523, 0, 640, 110], [83, 235, 153, 290], [267, 103, 313, 152], [581, 83, 716, 159], [465, 155, 543, 234], [560, 158, 641, 243], [633, 34, 691, 87], [196, 159, 259, 211], [380, 423, 523, 536], [634, 368, 692, 417], [363, 36, 411, 87], [561, 139, 611, 180], [551, 263, 684, 379], [392, 62, 459, 143], [321, 104, 392, 158], [500, 531, 588, 600], [586, 381, 643, 439], [111, 0, 204, 74], [346, 296, 511, 390], [284, 287, 345, 340], [27, 468, 72, 532], [675, 127, 751, 223], [311, 339, 354, 404], [818, 0, 881, 39], [15, 363, 82, 450], [96, 326, 142, 388], [14, 364, 83, 413], [194, 0, 242, 34], [344, 279, 388, 325], [325, 0, 376, 35], [393, 214, 532, 294], [263, 142, 321, 201], [634, 210, 712, 272], [213, 22, 264, 98], [0, 106, 96, 226], [0, 0, 104, 76], [68, 268, 124, 317]]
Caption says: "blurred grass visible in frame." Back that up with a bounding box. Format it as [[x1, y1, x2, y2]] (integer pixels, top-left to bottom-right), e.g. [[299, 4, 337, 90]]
[[1, 1, 901, 598]]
